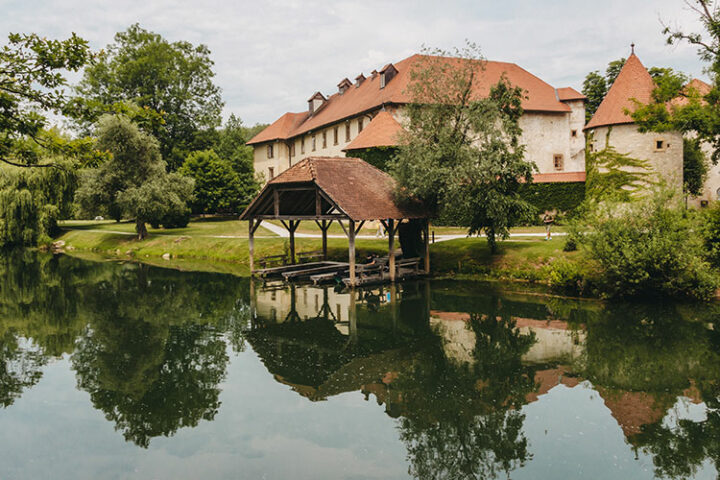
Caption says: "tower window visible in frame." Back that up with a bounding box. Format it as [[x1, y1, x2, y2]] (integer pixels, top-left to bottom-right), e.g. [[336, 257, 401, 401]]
[[553, 154, 564, 171], [571, 129, 578, 137], [267, 144, 274, 158], [655, 139, 666, 151]]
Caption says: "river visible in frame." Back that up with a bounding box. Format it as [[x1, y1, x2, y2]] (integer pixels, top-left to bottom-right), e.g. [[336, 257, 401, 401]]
[[0, 252, 718, 479]]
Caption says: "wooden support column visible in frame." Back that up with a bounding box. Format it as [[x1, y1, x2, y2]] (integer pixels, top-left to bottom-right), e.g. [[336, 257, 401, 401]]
[[387, 219, 396, 283], [281, 220, 300, 264], [423, 219, 430, 274], [248, 218, 262, 274], [348, 219, 356, 287], [316, 219, 330, 260]]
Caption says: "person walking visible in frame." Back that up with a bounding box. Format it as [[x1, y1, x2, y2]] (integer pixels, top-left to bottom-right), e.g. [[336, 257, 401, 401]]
[[542, 211, 555, 241]]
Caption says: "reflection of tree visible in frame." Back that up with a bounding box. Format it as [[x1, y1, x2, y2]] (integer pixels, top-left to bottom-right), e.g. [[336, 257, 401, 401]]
[[71, 264, 245, 447], [396, 310, 537, 480], [581, 302, 720, 479], [0, 332, 46, 407]]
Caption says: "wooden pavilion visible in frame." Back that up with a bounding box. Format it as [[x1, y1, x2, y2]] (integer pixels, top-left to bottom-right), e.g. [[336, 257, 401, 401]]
[[240, 156, 429, 286]]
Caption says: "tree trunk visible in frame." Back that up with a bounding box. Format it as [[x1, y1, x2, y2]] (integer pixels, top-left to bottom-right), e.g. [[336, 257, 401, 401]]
[[136, 219, 148, 240]]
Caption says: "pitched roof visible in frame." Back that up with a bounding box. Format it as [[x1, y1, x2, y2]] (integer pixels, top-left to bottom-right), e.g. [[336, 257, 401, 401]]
[[669, 78, 712, 107], [247, 111, 308, 144], [556, 87, 586, 101], [343, 111, 405, 151], [241, 157, 426, 221], [586, 54, 655, 129], [248, 54, 572, 145]]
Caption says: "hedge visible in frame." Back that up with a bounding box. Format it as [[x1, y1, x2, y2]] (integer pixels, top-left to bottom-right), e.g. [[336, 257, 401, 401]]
[[519, 181, 585, 221]]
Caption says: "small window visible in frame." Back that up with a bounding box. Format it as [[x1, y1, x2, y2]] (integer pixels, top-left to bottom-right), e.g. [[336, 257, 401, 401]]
[[345, 123, 351, 142], [571, 129, 577, 137], [358, 118, 364, 132], [322, 131, 327, 148], [312, 135, 316, 151], [267, 144, 274, 159], [300, 138, 305, 154], [333, 126, 339, 145], [655, 139, 666, 151], [553, 154, 564, 171], [588, 143, 595, 153], [268, 167, 274, 179], [289, 143, 295, 157]]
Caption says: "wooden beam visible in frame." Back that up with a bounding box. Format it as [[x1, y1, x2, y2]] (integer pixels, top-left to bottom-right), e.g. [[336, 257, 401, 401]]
[[388, 219, 396, 283], [337, 219, 349, 237], [248, 219, 255, 274], [348, 219, 356, 287], [254, 214, 345, 221], [315, 188, 321, 216], [316, 219, 330, 260], [354, 220, 365, 235], [273, 189, 280, 217]]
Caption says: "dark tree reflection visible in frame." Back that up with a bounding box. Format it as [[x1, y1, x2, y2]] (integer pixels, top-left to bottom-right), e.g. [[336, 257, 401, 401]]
[[396, 308, 537, 480]]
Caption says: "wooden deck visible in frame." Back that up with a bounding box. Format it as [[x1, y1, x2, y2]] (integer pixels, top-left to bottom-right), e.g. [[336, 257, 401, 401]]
[[253, 261, 347, 279]]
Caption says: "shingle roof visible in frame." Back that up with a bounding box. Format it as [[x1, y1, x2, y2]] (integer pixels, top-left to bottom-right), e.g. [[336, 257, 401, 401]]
[[247, 111, 308, 144], [343, 111, 405, 151], [585, 54, 655, 130], [556, 87, 586, 101], [248, 54, 572, 145], [241, 157, 426, 221]]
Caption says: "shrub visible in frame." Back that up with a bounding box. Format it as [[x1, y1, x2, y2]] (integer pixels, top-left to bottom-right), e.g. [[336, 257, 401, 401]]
[[580, 190, 718, 300], [548, 259, 588, 296], [701, 202, 720, 267]]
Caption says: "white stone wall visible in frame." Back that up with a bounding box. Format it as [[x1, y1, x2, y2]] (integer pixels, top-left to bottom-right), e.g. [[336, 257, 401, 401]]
[[688, 139, 720, 207], [253, 140, 290, 182], [588, 124, 684, 191]]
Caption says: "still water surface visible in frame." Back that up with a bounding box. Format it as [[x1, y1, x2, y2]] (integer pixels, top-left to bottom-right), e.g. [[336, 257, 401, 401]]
[[1, 252, 719, 479]]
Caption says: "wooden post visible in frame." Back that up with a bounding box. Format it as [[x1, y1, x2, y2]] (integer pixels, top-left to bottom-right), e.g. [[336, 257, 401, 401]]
[[388, 219, 396, 283], [316, 219, 329, 260], [348, 219, 356, 287], [248, 218, 255, 274], [349, 288, 357, 344], [423, 219, 430, 274], [289, 221, 296, 265]]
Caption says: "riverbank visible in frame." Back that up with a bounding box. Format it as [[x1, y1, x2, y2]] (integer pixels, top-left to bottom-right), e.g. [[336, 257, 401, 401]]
[[56, 218, 575, 282]]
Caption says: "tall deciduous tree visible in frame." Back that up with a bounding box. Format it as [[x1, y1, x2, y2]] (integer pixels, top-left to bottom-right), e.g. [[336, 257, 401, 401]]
[[391, 45, 535, 253], [75, 115, 193, 239], [0, 32, 100, 168], [74, 24, 223, 170]]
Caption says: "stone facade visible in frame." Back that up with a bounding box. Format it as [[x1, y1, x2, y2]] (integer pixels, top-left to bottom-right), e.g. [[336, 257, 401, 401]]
[[587, 124, 684, 191]]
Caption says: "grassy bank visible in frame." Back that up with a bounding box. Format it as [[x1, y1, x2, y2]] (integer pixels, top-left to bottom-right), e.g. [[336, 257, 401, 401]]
[[56, 219, 573, 281]]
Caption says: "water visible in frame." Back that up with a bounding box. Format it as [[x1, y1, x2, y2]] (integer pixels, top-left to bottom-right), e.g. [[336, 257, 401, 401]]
[[0, 252, 719, 480]]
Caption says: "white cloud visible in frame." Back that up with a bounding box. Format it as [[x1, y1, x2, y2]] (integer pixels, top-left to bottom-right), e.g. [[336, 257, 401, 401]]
[[1, 0, 709, 125]]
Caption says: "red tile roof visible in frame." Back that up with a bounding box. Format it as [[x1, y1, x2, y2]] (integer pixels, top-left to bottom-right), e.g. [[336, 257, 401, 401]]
[[343, 111, 405, 151], [241, 157, 426, 221], [585, 54, 655, 129], [532, 171, 586, 183], [247, 111, 308, 145], [248, 54, 572, 145], [670, 78, 712, 107], [557, 87, 586, 101]]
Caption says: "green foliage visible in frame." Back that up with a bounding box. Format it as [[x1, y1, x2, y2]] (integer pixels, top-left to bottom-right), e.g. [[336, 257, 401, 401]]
[[683, 137, 708, 196], [579, 189, 718, 300], [391, 44, 535, 253], [179, 149, 258, 214], [0, 32, 103, 168], [518, 182, 585, 221], [548, 258, 589, 296], [585, 130, 652, 203], [581, 58, 625, 122], [75, 115, 193, 237], [701, 201, 720, 267], [346, 146, 399, 172], [74, 24, 223, 170], [0, 162, 77, 247]]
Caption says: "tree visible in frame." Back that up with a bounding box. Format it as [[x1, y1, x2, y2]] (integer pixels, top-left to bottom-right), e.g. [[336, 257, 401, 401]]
[[581, 58, 625, 122], [683, 137, 708, 197], [391, 45, 536, 253], [75, 114, 193, 238], [0, 32, 101, 168], [179, 150, 256, 214], [74, 24, 224, 170]]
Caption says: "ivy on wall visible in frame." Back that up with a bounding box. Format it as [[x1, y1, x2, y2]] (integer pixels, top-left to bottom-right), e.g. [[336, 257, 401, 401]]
[[518, 182, 586, 220]]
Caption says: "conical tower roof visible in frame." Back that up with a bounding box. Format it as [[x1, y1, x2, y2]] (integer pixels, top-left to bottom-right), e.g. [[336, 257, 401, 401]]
[[586, 53, 655, 129]]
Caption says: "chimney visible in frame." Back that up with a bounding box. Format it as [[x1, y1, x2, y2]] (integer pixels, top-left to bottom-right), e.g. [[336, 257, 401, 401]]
[[379, 63, 397, 89], [337, 78, 352, 94], [355, 73, 366, 87], [307, 91, 326, 114]]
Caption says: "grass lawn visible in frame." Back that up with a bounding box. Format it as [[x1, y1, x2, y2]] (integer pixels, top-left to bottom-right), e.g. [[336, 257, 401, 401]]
[[57, 216, 574, 282]]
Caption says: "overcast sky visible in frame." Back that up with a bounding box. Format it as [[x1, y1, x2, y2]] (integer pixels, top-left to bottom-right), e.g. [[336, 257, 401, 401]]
[[1, 0, 711, 126]]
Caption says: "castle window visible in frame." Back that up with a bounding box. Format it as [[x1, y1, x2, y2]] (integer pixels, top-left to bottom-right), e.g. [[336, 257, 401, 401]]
[[312, 135, 316, 151], [267, 144, 274, 159], [300, 138, 305, 154], [333, 126, 339, 145], [571, 129, 578, 137], [268, 167, 274, 180], [322, 131, 327, 148], [345, 122, 351, 141], [655, 139, 666, 151], [553, 154, 564, 171], [289, 143, 295, 157], [358, 118, 364, 132]]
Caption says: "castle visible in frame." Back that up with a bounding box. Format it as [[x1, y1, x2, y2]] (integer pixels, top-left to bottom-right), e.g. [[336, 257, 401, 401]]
[[248, 50, 718, 206]]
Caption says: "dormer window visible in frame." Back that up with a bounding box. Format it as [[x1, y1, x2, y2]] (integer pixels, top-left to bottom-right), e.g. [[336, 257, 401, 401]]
[[337, 78, 352, 94], [379, 63, 398, 89], [355, 74, 366, 87], [307, 92, 326, 114]]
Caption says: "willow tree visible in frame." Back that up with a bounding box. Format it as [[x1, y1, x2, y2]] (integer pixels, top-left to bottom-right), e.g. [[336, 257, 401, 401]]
[[391, 45, 535, 253]]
